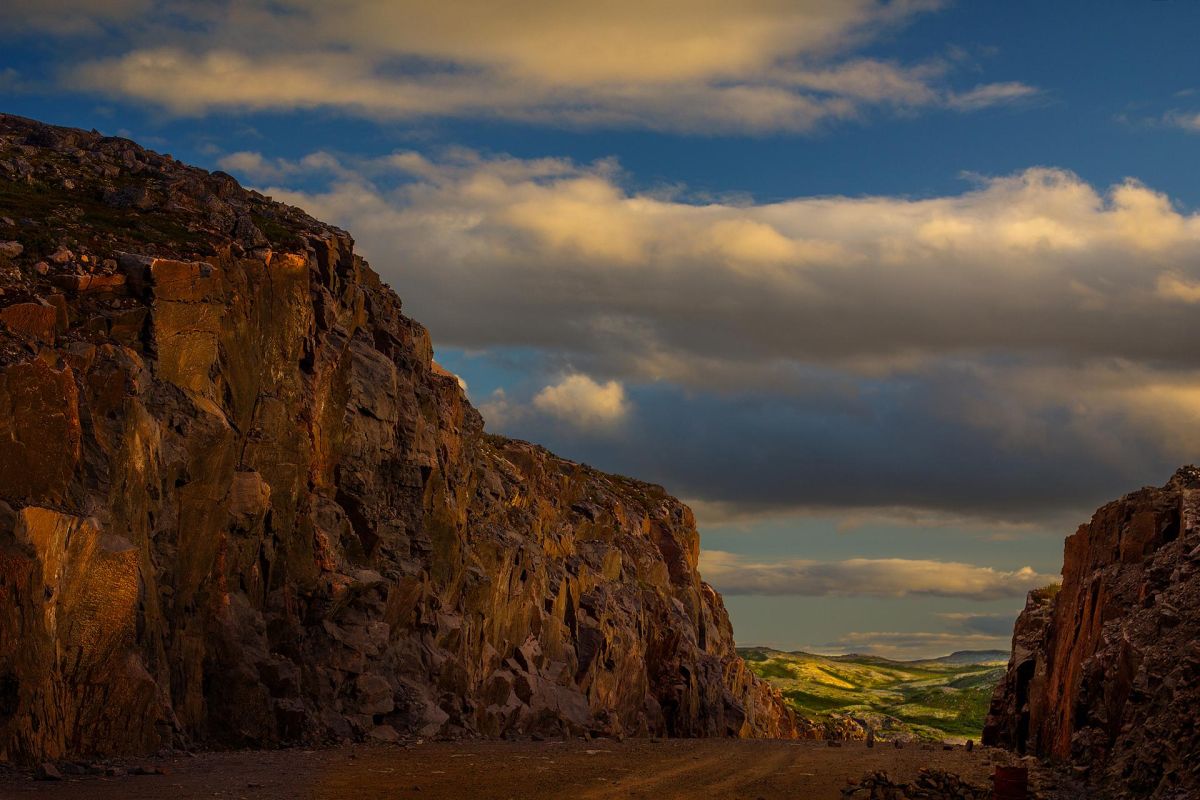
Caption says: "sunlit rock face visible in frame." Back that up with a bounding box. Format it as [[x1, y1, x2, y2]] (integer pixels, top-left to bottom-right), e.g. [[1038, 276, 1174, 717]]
[[984, 468, 1200, 799], [0, 114, 805, 762]]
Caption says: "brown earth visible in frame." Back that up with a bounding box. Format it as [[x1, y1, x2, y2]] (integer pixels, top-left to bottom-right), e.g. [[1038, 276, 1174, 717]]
[[0, 740, 1069, 800]]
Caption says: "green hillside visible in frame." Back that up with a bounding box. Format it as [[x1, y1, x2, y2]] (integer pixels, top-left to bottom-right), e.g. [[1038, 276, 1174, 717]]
[[739, 647, 1007, 742]]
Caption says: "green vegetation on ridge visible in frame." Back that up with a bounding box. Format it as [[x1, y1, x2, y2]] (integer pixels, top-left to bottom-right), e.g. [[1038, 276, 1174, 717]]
[[739, 647, 1006, 742]]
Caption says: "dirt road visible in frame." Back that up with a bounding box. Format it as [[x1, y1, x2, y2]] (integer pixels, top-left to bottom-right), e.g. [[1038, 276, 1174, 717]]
[[0, 739, 1045, 800]]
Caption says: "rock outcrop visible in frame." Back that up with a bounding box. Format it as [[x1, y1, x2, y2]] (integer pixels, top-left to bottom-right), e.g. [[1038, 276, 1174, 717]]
[[983, 467, 1200, 799], [0, 114, 806, 762]]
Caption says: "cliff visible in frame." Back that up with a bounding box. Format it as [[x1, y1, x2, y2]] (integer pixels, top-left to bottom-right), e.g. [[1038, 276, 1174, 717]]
[[983, 467, 1200, 799], [0, 114, 805, 763]]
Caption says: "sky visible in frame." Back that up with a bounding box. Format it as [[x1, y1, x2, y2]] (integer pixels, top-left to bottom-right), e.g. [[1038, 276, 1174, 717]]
[[4, 0, 1199, 659]]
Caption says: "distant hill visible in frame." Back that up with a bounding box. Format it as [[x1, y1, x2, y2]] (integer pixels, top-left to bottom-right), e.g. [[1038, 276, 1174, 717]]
[[925, 650, 1009, 665], [739, 647, 1007, 742]]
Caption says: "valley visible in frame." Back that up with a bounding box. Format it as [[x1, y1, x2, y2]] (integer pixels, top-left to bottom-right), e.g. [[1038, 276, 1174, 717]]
[[740, 648, 1007, 742]]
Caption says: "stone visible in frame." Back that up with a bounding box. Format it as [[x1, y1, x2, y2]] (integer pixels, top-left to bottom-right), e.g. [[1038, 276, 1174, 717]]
[[35, 763, 63, 781], [131, 765, 168, 775], [228, 470, 271, 521], [0, 112, 809, 764], [985, 466, 1200, 798], [366, 725, 400, 744], [51, 272, 127, 292], [0, 359, 80, 502], [355, 673, 395, 715], [0, 301, 56, 342], [0, 240, 22, 258], [842, 769, 989, 800]]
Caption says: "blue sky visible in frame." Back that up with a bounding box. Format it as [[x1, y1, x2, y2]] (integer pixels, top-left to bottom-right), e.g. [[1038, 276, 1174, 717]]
[[5, 0, 1200, 658]]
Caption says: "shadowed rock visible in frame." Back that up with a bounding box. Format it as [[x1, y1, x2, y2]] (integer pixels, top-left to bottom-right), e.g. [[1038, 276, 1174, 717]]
[[984, 467, 1200, 799], [0, 114, 809, 762]]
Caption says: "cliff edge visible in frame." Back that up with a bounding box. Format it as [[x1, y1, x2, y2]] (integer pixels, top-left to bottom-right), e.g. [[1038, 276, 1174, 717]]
[[0, 114, 806, 762], [983, 467, 1200, 799]]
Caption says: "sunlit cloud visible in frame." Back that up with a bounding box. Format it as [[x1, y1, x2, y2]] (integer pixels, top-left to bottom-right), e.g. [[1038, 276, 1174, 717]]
[[809, 630, 1011, 660], [699, 550, 1054, 600], [256, 149, 1200, 377], [236, 149, 1200, 519], [0, 0, 1036, 133], [533, 374, 630, 429]]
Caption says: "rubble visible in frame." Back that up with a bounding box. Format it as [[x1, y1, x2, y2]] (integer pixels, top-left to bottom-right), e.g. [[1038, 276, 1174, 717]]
[[841, 768, 990, 800]]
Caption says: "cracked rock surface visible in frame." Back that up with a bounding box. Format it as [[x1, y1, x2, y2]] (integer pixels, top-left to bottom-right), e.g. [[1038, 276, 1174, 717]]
[[0, 113, 806, 762], [984, 467, 1200, 799]]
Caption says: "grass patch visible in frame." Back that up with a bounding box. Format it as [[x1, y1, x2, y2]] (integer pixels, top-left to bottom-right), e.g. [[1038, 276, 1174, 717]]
[[740, 647, 1006, 742]]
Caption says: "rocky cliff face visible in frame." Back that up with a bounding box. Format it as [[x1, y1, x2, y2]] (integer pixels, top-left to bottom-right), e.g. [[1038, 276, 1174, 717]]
[[983, 467, 1200, 799], [0, 114, 805, 763]]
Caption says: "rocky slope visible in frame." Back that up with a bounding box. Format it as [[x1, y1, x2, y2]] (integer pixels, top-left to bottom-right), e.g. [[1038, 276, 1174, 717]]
[[983, 467, 1200, 799], [0, 114, 805, 763]]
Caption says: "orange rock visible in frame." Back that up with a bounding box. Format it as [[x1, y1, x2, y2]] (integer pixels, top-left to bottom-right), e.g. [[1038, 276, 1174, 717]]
[[0, 302, 56, 342], [0, 358, 80, 503], [51, 272, 127, 292]]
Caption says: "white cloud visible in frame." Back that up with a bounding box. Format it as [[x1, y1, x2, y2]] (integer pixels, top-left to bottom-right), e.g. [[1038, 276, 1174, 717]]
[[476, 376, 629, 432], [477, 388, 516, 430], [533, 373, 630, 429], [699, 550, 1055, 600], [46, 1, 1036, 132], [216, 150, 343, 183], [1164, 110, 1200, 132], [946, 81, 1041, 110]]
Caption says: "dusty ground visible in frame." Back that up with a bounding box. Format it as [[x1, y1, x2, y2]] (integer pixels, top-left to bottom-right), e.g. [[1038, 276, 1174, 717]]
[[0, 739, 1066, 800]]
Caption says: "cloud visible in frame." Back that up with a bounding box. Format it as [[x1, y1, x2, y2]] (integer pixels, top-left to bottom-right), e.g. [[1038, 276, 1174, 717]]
[[0, 0, 149, 35], [477, 388, 517, 430], [475, 375, 629, 432], [1156, 273, 1200, 303], [533, 374, 629, 429], [238, 150, 1200, 520], [698, 550, 1054, 600], [215, 151, 343, 183], [936, 612, 1018, 637], [810, 630, 1011, 660], [1164, 110, 1200, 132], [257, 151, 1200, 379], [0, 68, 22, 94], [31, 0, 1036, 132], [946, 81, 1041, 110]]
